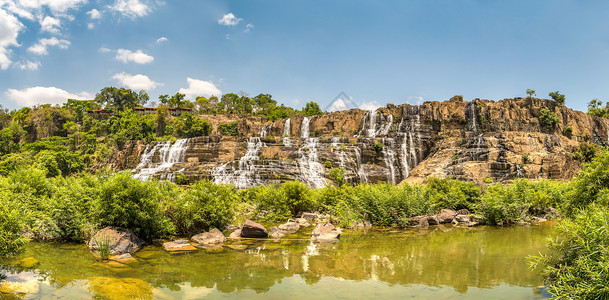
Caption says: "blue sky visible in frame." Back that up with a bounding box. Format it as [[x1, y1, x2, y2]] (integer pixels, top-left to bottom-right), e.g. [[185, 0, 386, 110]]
[[0, 0, 608, 112]]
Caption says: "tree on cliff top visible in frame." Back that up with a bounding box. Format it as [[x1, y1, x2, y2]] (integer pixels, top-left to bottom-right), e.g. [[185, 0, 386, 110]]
[[526, 89, 536, 100], [549, 91, 566, 106], [94, 87, 149, 111], [302, 101, 323, 117]]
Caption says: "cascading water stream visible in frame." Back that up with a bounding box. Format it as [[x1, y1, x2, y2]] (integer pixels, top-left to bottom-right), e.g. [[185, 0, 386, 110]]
[[132, 138, 190, 182], [468, 102, 484, 160], [356, 109, 394, 138], [301, 117, 310, 139], [381, 138, 397, 184], [214, 137, 264, 189], [298, 138, 327, 188], [283, 118, 292, 147]]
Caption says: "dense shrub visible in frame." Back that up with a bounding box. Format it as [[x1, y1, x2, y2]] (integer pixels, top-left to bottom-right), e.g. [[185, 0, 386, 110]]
[[0, 185, 29, 257], [164, 180, 238, 235], [218, 121, 239, 136], [539, 107, 560, 128], [424, 177, 481, 211], [567, 149, 609, 215], [94, 172, 174, 240], [250, 181, 315, 221], [530, 205, 609, 299]]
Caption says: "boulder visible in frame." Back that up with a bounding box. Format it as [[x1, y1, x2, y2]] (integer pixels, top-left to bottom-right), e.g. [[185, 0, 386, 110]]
[[311, 223, 342, 241], [351, 220, 372, 230], [109, 253, 136, 263], [227, 225, 240, 232], [278, 220, 300, 233], [456, 209, 470, 215], [301, 212, 319, 221], [295, 218, 311, 227], [191, 228, 226, 245], [229, 229, 242, 239], [409, 216, 429, 227], [241, 220, 268, 238], [438, 209, 457, 223], [452, 214, 471, 225], [531, 216, 547, 223], [162, 239, 197, 252], [269, 227, 285, 238], [88, 227, 143, 255], [427, 216, 440, 225]]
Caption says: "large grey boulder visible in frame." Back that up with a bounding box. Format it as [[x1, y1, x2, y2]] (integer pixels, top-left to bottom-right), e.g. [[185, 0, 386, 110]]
[[229, 229, 242, 239], [191, 228, 226, 245], [278, 220, 300, 233], [241, 220, 268, 238], [88, 227, 143, 255], [269, 227, 285, 238], [409, 216, 429, 227], [310, 223, 341, 241], [438, 209, 457, 223]]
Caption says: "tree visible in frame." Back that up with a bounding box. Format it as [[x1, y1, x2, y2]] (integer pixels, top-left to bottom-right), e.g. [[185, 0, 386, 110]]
[[548, 91, 565, 106], [302, 101, 323, 117], [526, 89, 536, 100], [94, 87, 149, 111], [539, 107, 559, 128], [587, 99, 608, 118]]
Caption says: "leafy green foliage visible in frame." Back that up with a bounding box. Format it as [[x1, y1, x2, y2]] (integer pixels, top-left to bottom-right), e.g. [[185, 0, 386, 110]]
[[218, 121, 239, 136], [539, 107, 559, 128], [374, 141, 384, 153], [567, 149, 609, 215], [586, 99, 609, 118], [526, 89, 536, 99], [572, 142, 598, 163], [95, 87, 149, 111], [0, 186, 29, 257], [164, 180, 238, 236], [329, 168, 346, 186], [424, 177, 481, 211], [549, 91, 566, 106], [302, 101, 323, 117]]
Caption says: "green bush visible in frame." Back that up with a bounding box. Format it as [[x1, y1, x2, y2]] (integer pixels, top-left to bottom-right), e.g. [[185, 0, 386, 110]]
[[374, 141, 384, 153], [94, 172, 174, 240], [475, 181, 533, 225], [567, 149, 609, 215], [164, 180, 238, 236], [539, 107, 560, 128], [329, 168, 346, 186], [0, 187, 29, 257], [424, 177, 481, 211], [218, 121, 239, 136], [251, 181, 315, 221], [530, 205, 609, 299]]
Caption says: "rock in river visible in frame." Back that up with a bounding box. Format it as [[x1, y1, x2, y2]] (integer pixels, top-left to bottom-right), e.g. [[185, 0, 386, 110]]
[[163, 239, 197, 252], [278, 220, 300, 234], [311, 223, 342, 241], [241, 220, 268, 238], [191, 228, 226, 245], [269, 227, 285, 238], [88, 227, 143, 255]]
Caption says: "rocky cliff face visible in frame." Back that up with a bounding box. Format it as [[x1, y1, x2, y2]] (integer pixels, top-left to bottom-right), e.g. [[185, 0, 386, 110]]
[[103, 97, 609, 187]]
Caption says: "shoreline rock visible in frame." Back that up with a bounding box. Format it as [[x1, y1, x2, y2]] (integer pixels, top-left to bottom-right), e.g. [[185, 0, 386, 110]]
[[241, 220, 268, 238], [191, 228, 226, 245], [162, 239, 197, 252], [88, 227, 143, 255], [311, 223, 341, 241]]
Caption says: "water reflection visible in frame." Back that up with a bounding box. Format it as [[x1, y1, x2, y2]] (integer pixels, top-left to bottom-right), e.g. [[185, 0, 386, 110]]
[[0, 223, 553, 299]]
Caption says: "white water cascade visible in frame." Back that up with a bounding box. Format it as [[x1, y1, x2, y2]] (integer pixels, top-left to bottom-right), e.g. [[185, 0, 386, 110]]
[[331, 137, 348, 168], [468, 102, 485, 160], [298, 138, 327, 188], [213, 137, 264, 189], [381, 138, 397, 184], [301, 117, 310, 138], [354, 147, 368, 183], [397, 115, 422, 180], [283, 118, 292, 147], [357, 109, 394, 138], [260, 124, 272, 138], [132, 138, 190, 182]]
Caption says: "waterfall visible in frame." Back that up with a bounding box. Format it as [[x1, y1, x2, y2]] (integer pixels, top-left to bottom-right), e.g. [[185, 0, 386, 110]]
[[283, 118, 292, 147], [468, 102, 478, 133], [354, 147, 368, 183], [397, 114, 422, 181], [381, 138, 397, 184], [260, 124, 272, 138], [213, 137, 264, 189], [298, 138, 327, 188], [357, 109, 394, 138], [301, 117, 310, 138], [132, 138, 190, 182], [332, 137, 347, 168]]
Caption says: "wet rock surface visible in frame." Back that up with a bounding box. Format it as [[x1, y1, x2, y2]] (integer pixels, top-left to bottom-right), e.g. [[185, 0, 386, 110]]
[[241, 220, 268, 238], [311, 223, 342, 241], [191, 228, 226, 245], [88, 227, 143, 255]]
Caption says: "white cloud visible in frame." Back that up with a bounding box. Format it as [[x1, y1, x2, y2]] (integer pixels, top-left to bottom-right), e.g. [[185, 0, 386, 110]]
[[244, 23, 254, 32], [156, 36, 167, 43], [178, 77, 221, 99], [109, 0, 151, 18], [99, 47, 111, 53], [112, 72, 161, 90], [359, 100, 382, 111], [3, 2, 34, 20], [14, 0, 87, 16], [115, 48, 154, 64], [218, 13, 241, 26], [6, 86, 91, 106], [86, 8, 102, 19], [87, 22, 94, 29], [15, 60, 40, 70], [27, 37, 70, 55], [39, 16, 60, 33], [0, 8, 23, 69]]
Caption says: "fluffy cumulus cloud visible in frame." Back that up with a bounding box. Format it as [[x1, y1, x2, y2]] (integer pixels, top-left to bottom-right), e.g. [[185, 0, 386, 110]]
[[27, 37, 70, 55], [15, 60, 40, 70], [0, 8, 23, 69], [86, 8, 102, 19], [359, 100, 382, 111], [16, 0, 88, 15], [39, 16, 60, 33], [178, 78, 221, 99], [6, 86, 92, 106], [115, 48, 154, 64], [218, 13, 241, 26], [112, 72, 161, 90], [109, 0, 151, 18]]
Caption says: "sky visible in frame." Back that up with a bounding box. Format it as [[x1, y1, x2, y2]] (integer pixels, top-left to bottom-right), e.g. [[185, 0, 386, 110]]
[[0, 0, 609, 112]]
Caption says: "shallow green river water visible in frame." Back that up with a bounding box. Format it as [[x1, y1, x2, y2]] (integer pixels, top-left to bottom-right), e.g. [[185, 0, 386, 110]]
[[0, 223, 554, 299]]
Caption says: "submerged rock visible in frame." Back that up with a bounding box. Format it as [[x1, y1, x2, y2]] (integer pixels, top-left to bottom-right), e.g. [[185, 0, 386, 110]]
[[295, 218, 311, 227], [88, 227, 143, 255], [87, 277, 152, 300], [109, 253, 136, 263], [269, 227, 285, 238], [311, 223, 342, 241], [17, 257, 39, 269], [191, 228, 226, 245], [241, 220, 268, 238], [162, 239, 197, 252], [278, 220, 300, 233]]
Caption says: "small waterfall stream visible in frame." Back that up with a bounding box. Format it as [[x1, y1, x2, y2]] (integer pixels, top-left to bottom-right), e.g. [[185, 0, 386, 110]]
[[132, 138, 190, 182], [357, 109, 394, 138], [283, 118, 292, 147], [213, 137, 264, 189], [467, 102, 485, 160], [298, 117, 327, 188], [382, 138, 397, 184], [301, 117, 310, 139]]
